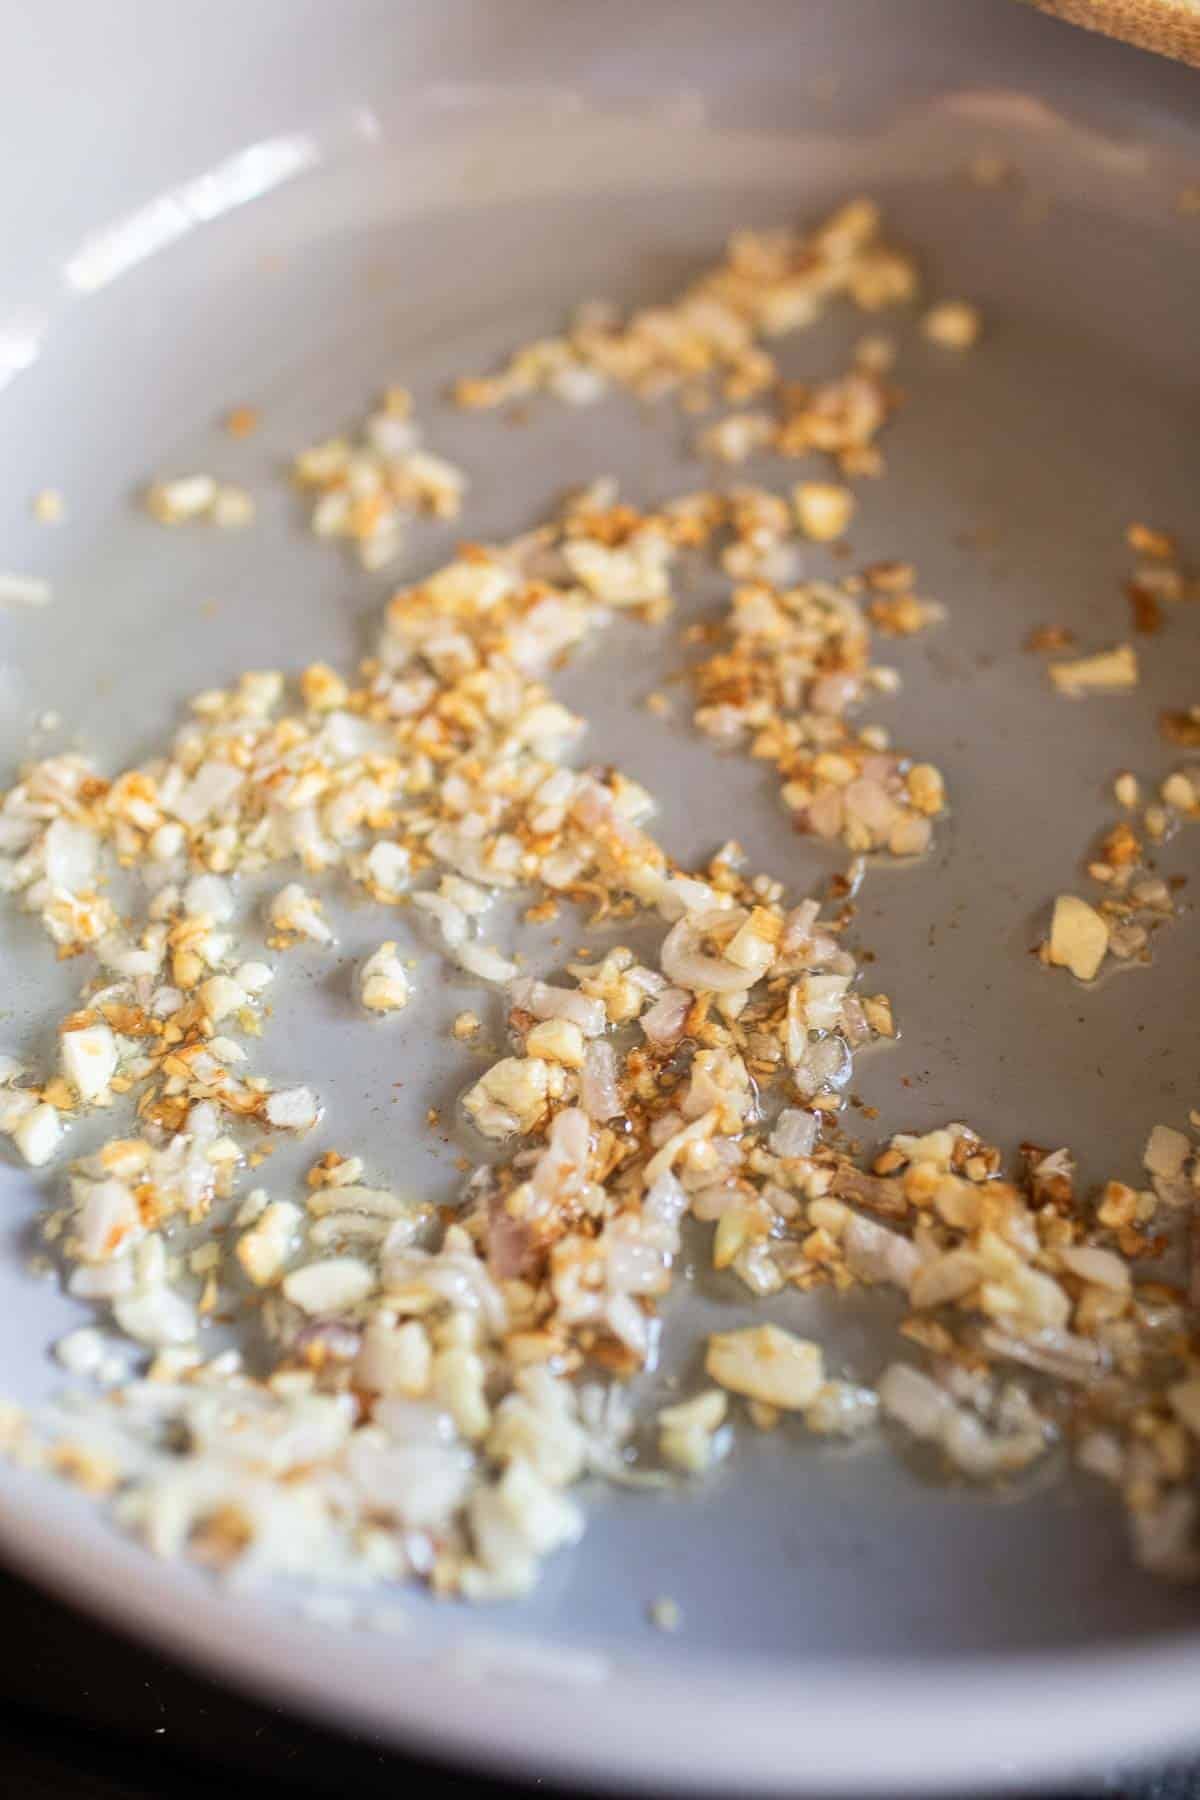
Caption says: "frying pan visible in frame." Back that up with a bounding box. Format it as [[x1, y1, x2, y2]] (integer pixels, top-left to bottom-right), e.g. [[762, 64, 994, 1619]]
[[1, 1, 1198, 1790]]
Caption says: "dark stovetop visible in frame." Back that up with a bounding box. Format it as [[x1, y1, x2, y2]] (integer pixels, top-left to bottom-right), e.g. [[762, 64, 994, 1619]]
[[1, 1558, 1197, 1800]]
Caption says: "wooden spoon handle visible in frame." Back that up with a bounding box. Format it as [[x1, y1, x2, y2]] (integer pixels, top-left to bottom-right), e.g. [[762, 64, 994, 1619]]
[[1027, 0, 1200, 65]]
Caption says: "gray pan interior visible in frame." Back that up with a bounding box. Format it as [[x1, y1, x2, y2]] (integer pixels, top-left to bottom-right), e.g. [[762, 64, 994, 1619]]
[[0, 1, 1198, 1791]]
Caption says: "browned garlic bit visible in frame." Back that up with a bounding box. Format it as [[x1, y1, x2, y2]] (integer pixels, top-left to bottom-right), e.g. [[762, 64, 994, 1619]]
[[1037, 530, 1197, 985], [1049, 644, 1139, 696], [706, 1325, 825, 1410], [921, 301, 982, 349], [145, 475, 255, 530], [293, 387, 465, 570], [2, 196, 1198, 1607], [455, 198, 915, 416], [456, 199, 914, 485], [1036, 785, 1199, 983], [1161, 707, 1200, 749], [358, 943, 411, 1014], [794, 482, 855, 543], [1045, 895, 1109, 981], [689, 559, 946, 855], [696, 363, 900, 478], [1126, 526, 1200, 635]]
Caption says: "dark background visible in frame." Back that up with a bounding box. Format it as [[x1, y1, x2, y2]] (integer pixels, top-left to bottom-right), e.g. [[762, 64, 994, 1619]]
[[0, 1558, 1194, 1800]]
